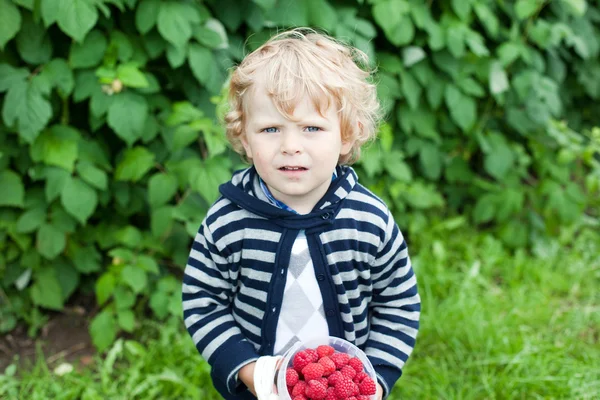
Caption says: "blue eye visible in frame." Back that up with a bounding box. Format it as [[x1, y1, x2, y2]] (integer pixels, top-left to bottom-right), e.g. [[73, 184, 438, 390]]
[[306, 126, 322, 132], [262, 127, 278, 133]]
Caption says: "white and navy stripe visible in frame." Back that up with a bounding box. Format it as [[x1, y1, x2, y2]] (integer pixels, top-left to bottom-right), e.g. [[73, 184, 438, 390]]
[[182, 166, 420, 399]]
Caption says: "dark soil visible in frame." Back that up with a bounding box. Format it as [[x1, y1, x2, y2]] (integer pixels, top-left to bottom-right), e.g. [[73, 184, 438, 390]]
[[0, 303, 97, 373]]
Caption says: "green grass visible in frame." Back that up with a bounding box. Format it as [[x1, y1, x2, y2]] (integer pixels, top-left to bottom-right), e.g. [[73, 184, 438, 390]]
[[1, 225, 599, 399]]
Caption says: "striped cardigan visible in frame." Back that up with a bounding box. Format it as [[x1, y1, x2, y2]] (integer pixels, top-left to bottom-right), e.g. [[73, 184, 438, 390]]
[[182, 166, 420, 399]]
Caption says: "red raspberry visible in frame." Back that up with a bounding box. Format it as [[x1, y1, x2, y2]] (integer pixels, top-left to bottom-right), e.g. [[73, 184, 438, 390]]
[[359, 377, 377, 395], [327, 370, 342, 386], [352, 382, 360, 396], [286, 368, 300, 386], [356, 396, 370, 400], [354, 371, 368, 384], [305, 380, 327, 399], [293, 395, 308, 400], [318, 356, 336, 376], [318, 377, 329, 387], [340, 365, 357, 379], [330, 352, 350, 369], [293, 351, 313, 372], [305, 348, 319, 363], [334, 375, 355, 399], [317, 345, 335, 358], [292, 381, 308, 397], [325, 387, 337, 400], [347, 357, 363, 373], [347, 397, 357, 400], [302, 362, 324, 382]]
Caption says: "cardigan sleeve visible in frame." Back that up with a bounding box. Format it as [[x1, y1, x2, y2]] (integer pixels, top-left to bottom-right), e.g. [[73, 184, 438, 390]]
[[182, 220, 259, 395], [364, 209, 421, 398]]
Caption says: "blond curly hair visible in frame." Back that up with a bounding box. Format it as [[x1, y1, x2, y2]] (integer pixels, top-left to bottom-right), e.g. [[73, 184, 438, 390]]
[[224, 28, 381, 165]]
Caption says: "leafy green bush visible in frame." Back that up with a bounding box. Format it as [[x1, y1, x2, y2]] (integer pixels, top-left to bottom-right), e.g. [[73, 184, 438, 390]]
[[0, 0, 599, 347]]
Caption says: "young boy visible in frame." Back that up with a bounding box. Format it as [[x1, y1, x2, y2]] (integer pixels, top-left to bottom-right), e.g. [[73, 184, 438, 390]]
[[182, 28, 420, 399]]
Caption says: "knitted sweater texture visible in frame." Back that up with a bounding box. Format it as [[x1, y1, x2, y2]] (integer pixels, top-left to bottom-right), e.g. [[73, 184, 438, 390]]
[[182, 166, 420, 399]]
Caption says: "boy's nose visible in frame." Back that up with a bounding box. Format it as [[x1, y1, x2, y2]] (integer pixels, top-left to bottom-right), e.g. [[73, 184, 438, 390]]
[[280, 131, 302, 154]]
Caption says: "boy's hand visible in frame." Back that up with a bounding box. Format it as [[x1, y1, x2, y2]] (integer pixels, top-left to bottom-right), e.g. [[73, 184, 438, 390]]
[[376, 382, 384, 400], [239, 362, 257, 396]]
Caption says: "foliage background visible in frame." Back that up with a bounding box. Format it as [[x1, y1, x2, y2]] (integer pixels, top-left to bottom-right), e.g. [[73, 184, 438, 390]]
[[0, 0, 599, 370]]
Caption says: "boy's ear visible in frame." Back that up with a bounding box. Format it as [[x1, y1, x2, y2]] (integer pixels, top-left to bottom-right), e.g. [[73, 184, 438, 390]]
[[340, 138, 355, 156], [240, 134, 253, 158]]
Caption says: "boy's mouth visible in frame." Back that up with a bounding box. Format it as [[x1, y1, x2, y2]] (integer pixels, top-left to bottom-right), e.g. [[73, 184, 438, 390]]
[[279, 166, 307, 171]]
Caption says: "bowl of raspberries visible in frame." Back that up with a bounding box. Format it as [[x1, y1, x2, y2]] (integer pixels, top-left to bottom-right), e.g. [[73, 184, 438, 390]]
[[276, 336, 378, 400]]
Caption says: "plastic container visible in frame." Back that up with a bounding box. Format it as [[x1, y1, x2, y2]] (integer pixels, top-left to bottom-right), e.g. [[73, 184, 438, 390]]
[[276, 336, 377, 400]]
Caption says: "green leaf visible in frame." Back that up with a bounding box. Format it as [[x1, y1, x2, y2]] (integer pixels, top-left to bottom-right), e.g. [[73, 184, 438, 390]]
[[188, 44, 223, 93], [384, 152, 412, 182], [30, 125, 80, 172], [402, 46, 426, 67], [77, 161, 108, 190], [56, 0, 98, 42], [400, 71, 421, 110], [61, 178, 98, 224], [117, 309, 135, 333], [115, 147, 155, 182], [96, 273, 115, 305], [44, 167, 70, 202], [157, 1, 194, 48], [419, 144, 442, 180], [54, 260, 79, 301], [562, 0, 587, 17], [264, 0, 308, 26], [451, 0, 471, 19], [373, 0, 414, 46], [2, 80, 52, 143], [114, 226, 142, 248], [484, 138, 515, 180], [426, 78, 445, 109], [69, 30, 107, 69], [41, 0, 59, 27], [358, 145, 383, 178], [121, 265, 147, 294], [136, 255, 159, 274], [497, 42, 522, 66], [403, 182, 444, 209], [195, 19, 228, 49], [0, 64, 29, 92], [474, 3, 499, 37], [166, 44, 187, 68], [445, 84, 476, 132], [489, 61, 509, 95], [30, 267, 63, 310], [107, 92, 148, 145], [189, 157, 232, 204], [36, 223, 66, 259], [40, 59, 74, 97], [515, 0, 540, 20], [90, 310, 117, 352], [150, 291, 169, 319], [0, 170, 25, 207], [446, 24, 466, 58], [151, 206, 174, 238], [473, 193, 497, 224], [70, 244, 101, 273], [114, 286, 136, 309], [116, 63, 149, 88], [16, 13, 53, 65], [307, 0, 337, 31], [16, 207, 46, 233], [135, 0, 160, 34], [148, 173, 178, 208], [0, 0, 21, 50]]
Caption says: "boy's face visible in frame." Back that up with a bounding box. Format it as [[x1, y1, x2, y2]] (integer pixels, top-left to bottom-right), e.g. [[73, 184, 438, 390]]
[[241, 80, 354, 214]]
